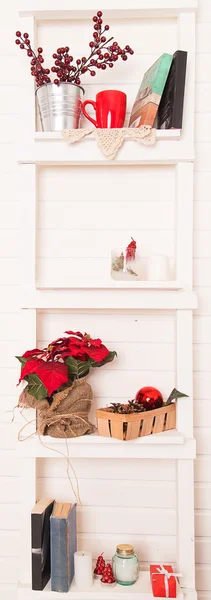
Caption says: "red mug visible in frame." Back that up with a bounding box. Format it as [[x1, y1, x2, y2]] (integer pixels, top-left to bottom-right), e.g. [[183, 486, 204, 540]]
[[81, 90, 127, 128]]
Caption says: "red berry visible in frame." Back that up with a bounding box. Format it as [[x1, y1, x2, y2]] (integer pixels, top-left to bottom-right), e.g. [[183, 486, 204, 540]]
[[105, 25, 109, 30], [45, 68, 50, 74], [90, 70, 96, 76], [90, 59, 96, 65], [54, 79, 59, 84], [93, 32, 98, 38], [76, 59, 81, 65], [109, 63, 113, 68], [94, 24, 99, 30], [75, 77, 81, 84], [16, 31, 21, 37], [96, 63, 101, 68], [93, 16, 98, 22], [57, 48, 62, 54], [27, 50, 32, 56], [81, 66, 88, 73], [89, 41, 94, 47], [130, 49, 134, 54], [98, 18, 102, 24], [125, 45, 130, 51], [37, 47, 43, 53], [69, 55, 73, 62], [97, 10, 102, 17], [51, 66, 57, 72], [38, 55, 44, 62], [20, 44, 24, 49], [104, 52, 109, 59], [65, 46, 69, 52], [122, 55, 128, 61], [45, 76, 51, 83], [101, 63, 106, 69], [52, 53, 57, 59], [15, 39, 20, 44], [23, 32, 29, 38], [101, 36, 106, 42]]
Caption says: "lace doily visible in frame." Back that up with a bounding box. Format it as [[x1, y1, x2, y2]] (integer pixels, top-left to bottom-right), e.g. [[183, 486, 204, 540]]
[[63, 126, 156, 160]]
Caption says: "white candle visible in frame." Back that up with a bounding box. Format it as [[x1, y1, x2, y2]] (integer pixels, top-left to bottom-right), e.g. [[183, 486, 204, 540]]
[[74, 551, 93, 590]]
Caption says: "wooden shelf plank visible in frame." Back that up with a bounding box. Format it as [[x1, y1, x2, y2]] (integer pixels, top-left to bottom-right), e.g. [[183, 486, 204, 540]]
[[19, 0, 198, 19], [36, 281, 183, 291], [35, 130, 181, 141], [19, 289, 198, 310], [18, 138, 194, 166], [17, 431, 196, 460], [18, 573, 184, 600]]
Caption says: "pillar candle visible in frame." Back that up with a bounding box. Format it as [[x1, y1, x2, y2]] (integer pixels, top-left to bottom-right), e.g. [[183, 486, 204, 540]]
[[74, 551, 93, 590]]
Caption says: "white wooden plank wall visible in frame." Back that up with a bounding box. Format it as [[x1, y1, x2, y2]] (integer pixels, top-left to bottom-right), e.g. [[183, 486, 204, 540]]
[[0, 1, 211, 598]]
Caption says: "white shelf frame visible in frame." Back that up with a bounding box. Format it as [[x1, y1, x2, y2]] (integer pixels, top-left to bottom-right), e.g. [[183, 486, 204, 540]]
[[18, 3, 198, 600]]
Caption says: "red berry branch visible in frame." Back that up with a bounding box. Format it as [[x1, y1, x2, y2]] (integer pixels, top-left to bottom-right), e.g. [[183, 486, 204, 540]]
[[15, 11, 134, 87], [15, 31, 51, 87]]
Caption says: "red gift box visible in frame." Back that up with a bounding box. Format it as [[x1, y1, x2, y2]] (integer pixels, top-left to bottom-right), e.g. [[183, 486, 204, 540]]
[[150, 565, 177, 598]]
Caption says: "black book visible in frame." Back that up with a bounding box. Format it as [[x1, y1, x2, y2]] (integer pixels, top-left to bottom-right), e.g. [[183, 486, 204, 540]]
[[31, 498, 54, 591], [157, 50, 187, 129]]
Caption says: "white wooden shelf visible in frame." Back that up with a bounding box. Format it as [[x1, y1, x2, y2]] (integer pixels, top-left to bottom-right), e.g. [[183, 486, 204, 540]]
[[19, 0, 197, 19], [34, 131, 181, 141], [18, 136, 194, 166], [17, 431, 196, 460], [36, 281, 183, 291], [20, 289, 197, 310], [18, 573, 184, 600]]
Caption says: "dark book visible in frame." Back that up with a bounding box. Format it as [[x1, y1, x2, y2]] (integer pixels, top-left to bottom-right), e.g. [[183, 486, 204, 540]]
[[31, 497, 54, 591], [157, 50, 187, 129], [50, 502, 77, 593]]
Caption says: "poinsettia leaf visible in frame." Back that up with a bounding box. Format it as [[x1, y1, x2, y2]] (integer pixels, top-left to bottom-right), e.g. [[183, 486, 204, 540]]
[[36, 361, 68, 396], [65, 330, 84, 338], [16, 356, 28, 368], [90, 350, 117, 368], [166, 388, 189, 405], [20, 358, 68, 396], [65, 356, 91, 379], [18, 358, 40, 384], [23, 348, 44, 358], [26, 373, 48, 400]]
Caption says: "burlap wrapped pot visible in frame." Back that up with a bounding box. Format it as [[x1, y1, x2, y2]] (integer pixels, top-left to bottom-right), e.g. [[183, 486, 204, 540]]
[[18, 379, 96, 438]]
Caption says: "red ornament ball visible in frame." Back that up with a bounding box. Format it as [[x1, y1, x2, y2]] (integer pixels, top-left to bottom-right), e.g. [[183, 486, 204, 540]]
[[135, 386, 163, 411]]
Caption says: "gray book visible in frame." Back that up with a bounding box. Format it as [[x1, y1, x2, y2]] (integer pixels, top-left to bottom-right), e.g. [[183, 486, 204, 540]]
[[50, 502, 77, 592]]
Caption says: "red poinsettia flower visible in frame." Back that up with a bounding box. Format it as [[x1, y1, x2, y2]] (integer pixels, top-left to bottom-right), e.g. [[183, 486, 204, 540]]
[[16, 329, 117, 401]]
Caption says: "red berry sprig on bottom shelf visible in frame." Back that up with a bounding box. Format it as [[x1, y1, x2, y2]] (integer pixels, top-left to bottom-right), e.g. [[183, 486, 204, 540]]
[[101, 563, 116, 584], [94, 553, 105, 576]]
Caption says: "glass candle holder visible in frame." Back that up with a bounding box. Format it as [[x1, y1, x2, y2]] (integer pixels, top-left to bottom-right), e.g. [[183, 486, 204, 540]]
[[112, 544, 140, 586], [111, 248, 140, 281]]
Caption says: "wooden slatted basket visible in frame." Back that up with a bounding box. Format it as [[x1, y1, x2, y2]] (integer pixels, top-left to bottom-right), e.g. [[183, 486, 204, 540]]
[[96, 403, 176, 441]]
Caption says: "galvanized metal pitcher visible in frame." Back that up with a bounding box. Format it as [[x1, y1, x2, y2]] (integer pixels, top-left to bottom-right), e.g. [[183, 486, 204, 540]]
[[35, 82, 85, 132]]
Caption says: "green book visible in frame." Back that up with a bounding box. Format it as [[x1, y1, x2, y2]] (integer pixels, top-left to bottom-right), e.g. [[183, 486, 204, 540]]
[[129, 53, 173, 128]]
